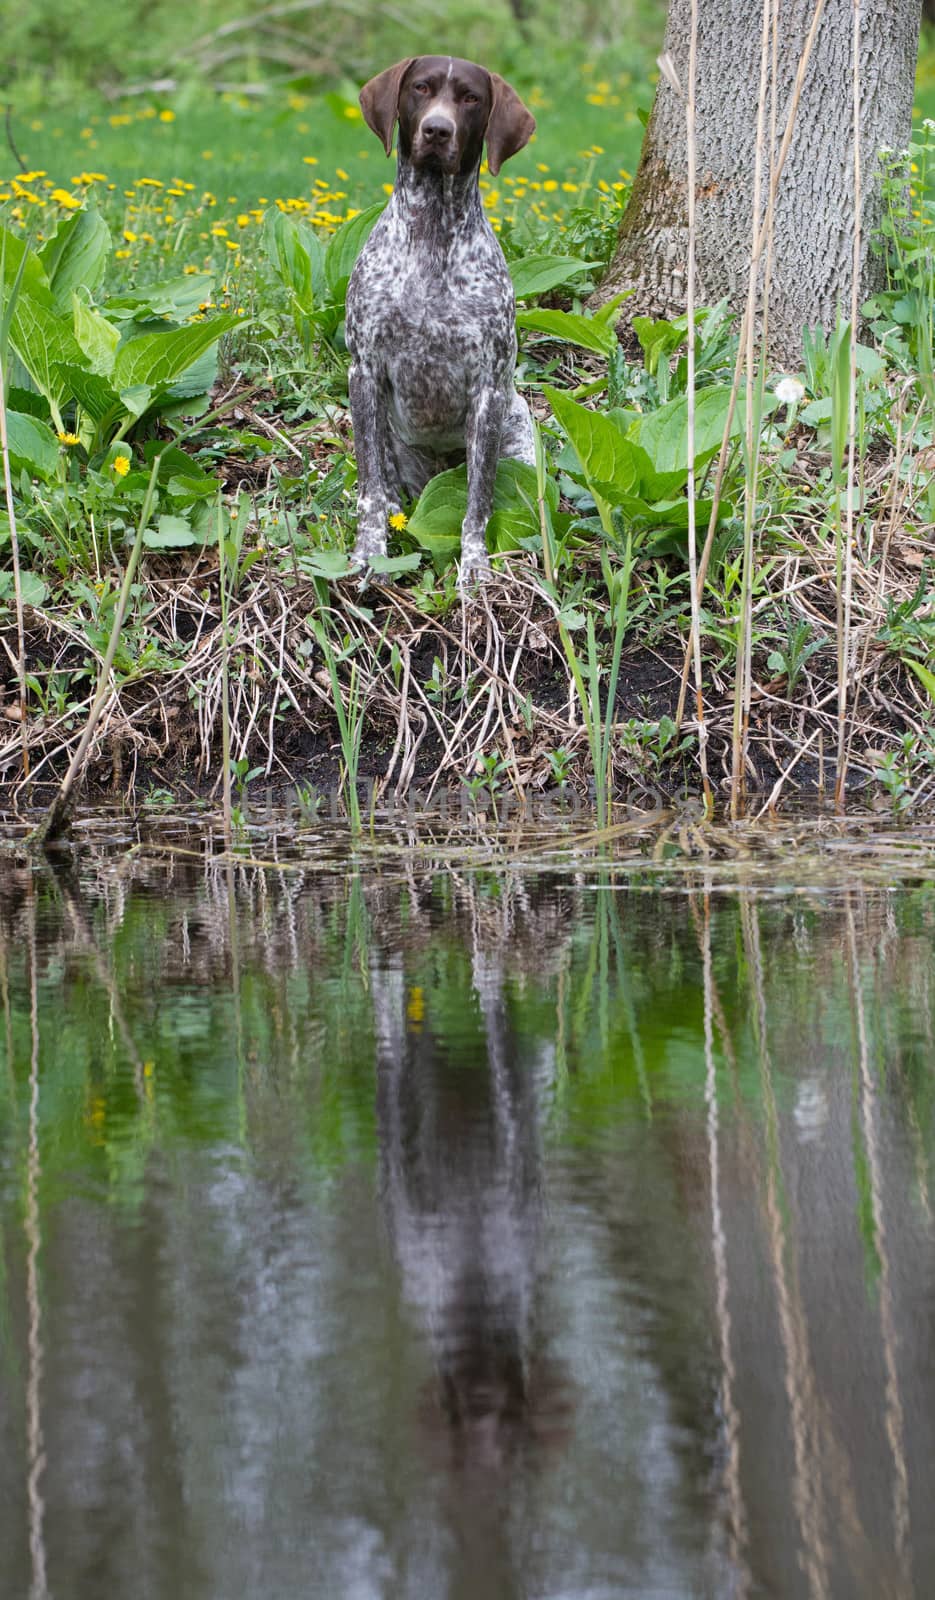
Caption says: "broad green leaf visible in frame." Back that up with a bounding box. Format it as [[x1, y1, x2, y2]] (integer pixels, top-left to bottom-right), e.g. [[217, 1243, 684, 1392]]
[[53, 363, 120, 422], [801, 397, 832, 427], [262, 209, 325, 307], [0, 569, 47, 606], [618, 494, 722, 531], [40, 209, 111, 313], [72, 294, 120, 376], [105, 274, 215, 321], [9, 291, 86, 405], [508, 254, 597, 300], [142, 441, 210, 478], [407, 459, 555, 558], [368, 551, 423, 576], [166, 474, 217, 502], [5, 410, 59, 481], [633, 384, 778, 475], [324, 202, 386, 299], [143, 515, 196, 549], [517, 309, 618, 356], [163, 342, 220, 402], [904, 657, 935, 701], [0, 226, 53, 306], [6, 387, 51, 422], [112, 314, 240, 392], [544, 386, 638, 500], [632, 313, 689, 376], [302, 548, 355, 580], [119, 384, 154, 418]]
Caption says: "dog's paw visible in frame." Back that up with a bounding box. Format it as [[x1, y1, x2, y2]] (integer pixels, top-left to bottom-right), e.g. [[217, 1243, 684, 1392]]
[[458, 548, 493, 591]]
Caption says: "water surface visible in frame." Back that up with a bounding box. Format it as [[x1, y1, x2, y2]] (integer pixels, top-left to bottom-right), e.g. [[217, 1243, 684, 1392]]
[[1, 824, 934, 1598]]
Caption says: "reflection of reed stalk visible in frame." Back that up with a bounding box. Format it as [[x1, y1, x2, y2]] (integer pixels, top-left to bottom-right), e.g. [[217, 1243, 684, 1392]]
[[25, 901, 48, 1600], [742, 897, 830, 1599], [845, 900, 912, 1593], [700, 888, 749, 1591]]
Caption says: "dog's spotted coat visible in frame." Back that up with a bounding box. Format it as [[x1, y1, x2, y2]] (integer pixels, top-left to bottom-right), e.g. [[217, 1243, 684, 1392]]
[[346, 56, 536, 582]]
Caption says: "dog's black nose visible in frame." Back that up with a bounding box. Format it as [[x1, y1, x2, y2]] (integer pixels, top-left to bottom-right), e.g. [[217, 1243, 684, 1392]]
[[420, 116, 454, 145]]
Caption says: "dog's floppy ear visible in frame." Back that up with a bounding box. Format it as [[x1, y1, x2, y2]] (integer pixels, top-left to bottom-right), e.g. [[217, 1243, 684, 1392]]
[[485, 73, 535, 176], [359, 59, 416, 156]]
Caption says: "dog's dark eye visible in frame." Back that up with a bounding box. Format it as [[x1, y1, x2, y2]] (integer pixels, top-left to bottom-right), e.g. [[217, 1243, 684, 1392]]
[[463, 92, 479, 105], [413, 81, 430, 95]]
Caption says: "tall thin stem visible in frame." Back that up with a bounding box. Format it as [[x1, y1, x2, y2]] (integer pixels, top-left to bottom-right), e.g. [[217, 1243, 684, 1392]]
[[730, 0, 773, 817], [835, 0, 862, 809], [684, 0, 711, 811]]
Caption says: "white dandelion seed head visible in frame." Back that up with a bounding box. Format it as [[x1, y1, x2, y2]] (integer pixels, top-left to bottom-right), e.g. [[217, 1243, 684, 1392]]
[[774, 376, 805, 406]]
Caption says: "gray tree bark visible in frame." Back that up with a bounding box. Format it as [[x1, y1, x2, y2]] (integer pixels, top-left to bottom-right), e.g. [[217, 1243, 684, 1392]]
[[594, 0, 922, 363]]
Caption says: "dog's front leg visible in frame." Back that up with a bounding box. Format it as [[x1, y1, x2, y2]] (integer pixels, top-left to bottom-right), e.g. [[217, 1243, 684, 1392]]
[[461, 387, 506, 585], [349, 360, 389, 566]]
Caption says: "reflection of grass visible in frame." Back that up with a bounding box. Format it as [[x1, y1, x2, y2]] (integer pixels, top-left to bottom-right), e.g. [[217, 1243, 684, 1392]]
[[0, 848, 933, 1217]]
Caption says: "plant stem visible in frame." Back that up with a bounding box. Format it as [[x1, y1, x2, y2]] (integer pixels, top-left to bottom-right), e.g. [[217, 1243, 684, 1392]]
[[31, 454, 162, 848]]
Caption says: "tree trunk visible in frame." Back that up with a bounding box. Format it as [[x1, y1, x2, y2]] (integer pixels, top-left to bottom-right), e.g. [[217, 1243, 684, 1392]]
[[594, 0, 921, 364]]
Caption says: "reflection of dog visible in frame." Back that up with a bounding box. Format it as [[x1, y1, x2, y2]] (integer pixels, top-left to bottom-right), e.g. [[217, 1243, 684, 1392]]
[[346, 56, 536, 582], [372, 947, 549, 1470]]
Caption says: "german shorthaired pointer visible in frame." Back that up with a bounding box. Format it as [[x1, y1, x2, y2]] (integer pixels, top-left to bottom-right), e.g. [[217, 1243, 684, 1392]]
[[346, 56, 536, 583]]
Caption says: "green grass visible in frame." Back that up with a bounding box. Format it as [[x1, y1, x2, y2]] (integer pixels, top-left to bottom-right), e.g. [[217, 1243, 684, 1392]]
[[6, 63, 650, 232]]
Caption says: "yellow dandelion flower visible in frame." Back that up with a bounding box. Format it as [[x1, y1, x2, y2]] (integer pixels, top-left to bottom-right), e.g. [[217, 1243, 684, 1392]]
[[236, 213, 250, 227], [115, 248, 131, 259], [343, 105, 362, 120], [303, 156, 319, 165], [159, 109, 175, 122], [561, 182, 579, 193], [225, 239, 239, 250], [50, 188, 80, 209], [542, 179, 558, 192], [388, 511, 408, 531], [112, 455, 131, 476], [57, 431, 81, 446], [123, 228, 138, 242]]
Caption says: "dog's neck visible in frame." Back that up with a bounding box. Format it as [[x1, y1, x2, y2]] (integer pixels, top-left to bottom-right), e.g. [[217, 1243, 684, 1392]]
[[391, 155, 487, 247]]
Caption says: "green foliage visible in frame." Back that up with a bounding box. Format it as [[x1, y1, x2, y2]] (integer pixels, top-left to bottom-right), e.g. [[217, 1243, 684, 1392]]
[[1, 215, 236, 449], [261, 202, 384, 356]]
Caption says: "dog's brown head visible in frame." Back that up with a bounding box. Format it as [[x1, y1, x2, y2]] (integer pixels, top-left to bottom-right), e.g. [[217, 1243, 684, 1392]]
[[359, 56, 535, 177]]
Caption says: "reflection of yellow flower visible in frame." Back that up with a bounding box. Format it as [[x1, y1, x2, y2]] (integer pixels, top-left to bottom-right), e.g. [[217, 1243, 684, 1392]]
[[112, 455, 130, 477], [57, 431, 81, 446]]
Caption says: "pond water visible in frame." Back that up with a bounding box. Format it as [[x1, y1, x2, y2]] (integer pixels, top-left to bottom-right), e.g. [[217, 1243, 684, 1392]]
[[1, 821, 934, 1599]]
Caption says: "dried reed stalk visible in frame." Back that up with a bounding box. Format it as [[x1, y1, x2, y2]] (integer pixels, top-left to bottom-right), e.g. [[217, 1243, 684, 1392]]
[[834, 0, 862, 809], [729, 0, 773, 817], [0, 348, 28, 780]]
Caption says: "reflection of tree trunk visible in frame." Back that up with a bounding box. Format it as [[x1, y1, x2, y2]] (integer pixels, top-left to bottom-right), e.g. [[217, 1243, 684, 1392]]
[[594, 0, 920, 363]]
